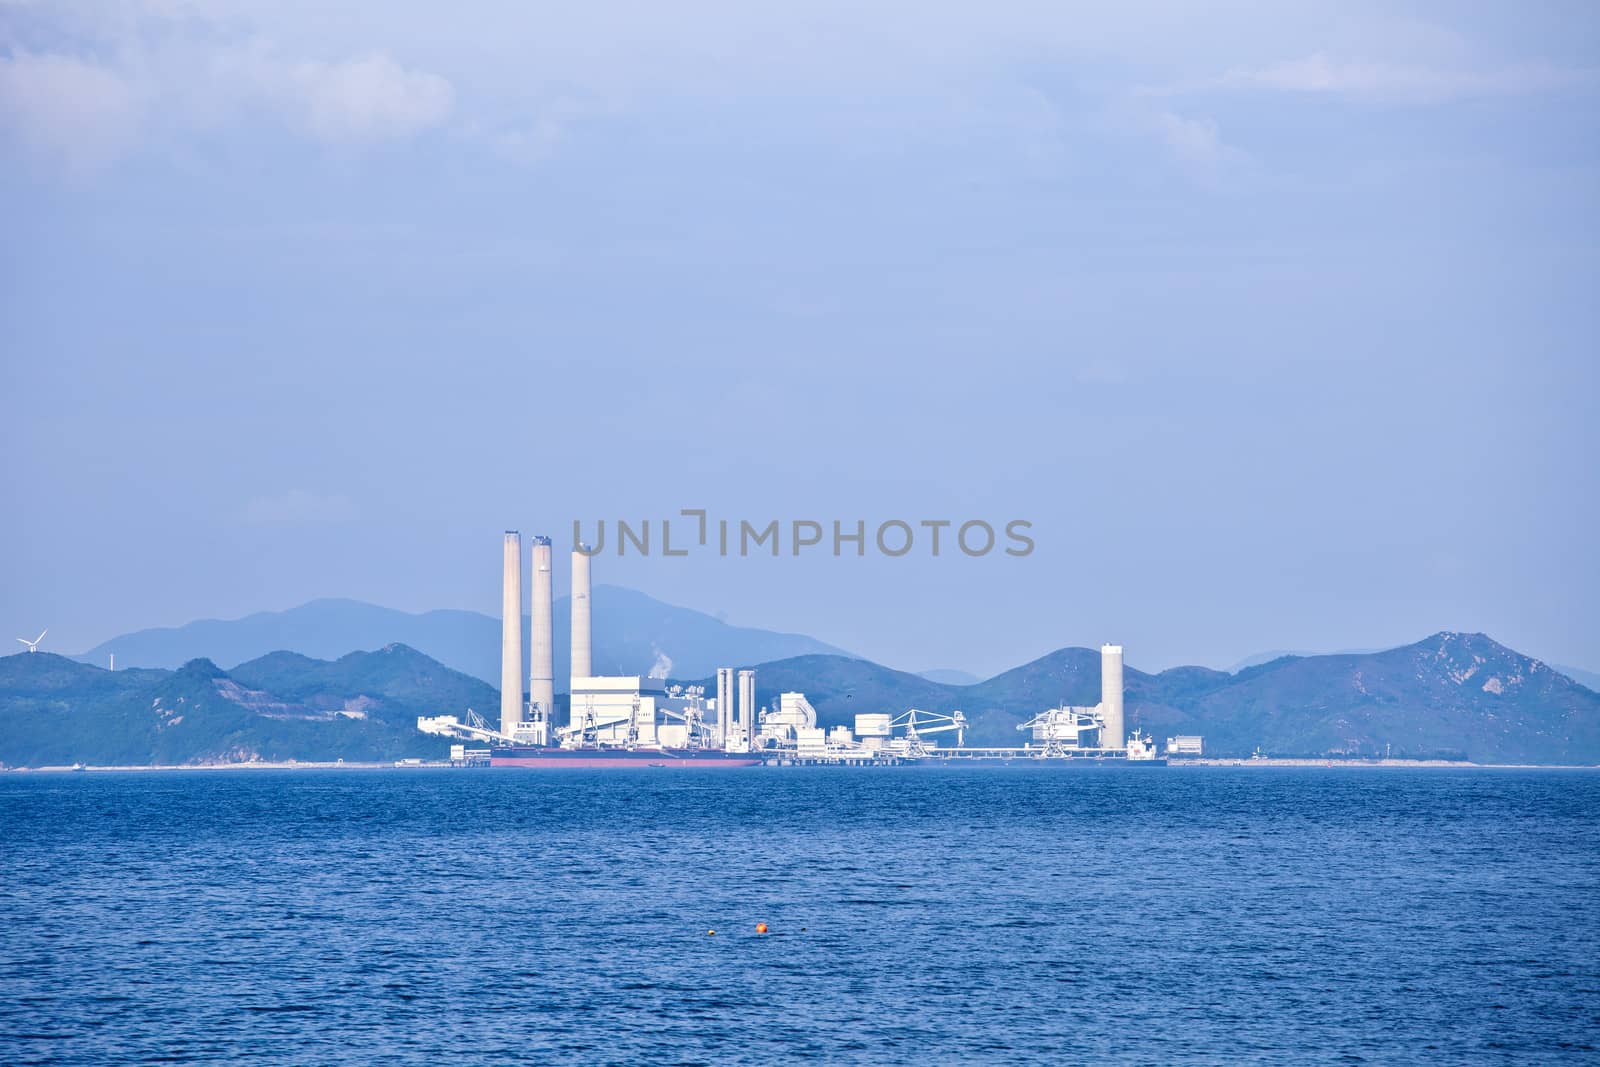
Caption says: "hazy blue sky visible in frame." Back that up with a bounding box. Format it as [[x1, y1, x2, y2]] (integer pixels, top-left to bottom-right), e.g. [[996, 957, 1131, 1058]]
[[3, 1, 1596, 677]]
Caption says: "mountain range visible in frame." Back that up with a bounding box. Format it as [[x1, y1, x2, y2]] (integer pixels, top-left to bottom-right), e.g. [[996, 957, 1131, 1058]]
[[710, 632, 1600, 762], [75, 588, 852, 684], [0, 645, 494, 766], [4, 624, 1597, 766]]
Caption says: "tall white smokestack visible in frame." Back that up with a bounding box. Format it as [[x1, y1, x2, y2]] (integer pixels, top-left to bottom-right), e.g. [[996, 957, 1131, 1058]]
[[571, 547, 592, 683], [738, 669, 757, 751], [500, 532, 523, 738], [716, 668, 733, 750], [1101, 644, 1124, 751], [529, 536, 554, 735]]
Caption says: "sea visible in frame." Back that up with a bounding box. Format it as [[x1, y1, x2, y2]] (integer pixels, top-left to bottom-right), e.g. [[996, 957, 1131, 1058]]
[[1, 766, 1596, 1065]]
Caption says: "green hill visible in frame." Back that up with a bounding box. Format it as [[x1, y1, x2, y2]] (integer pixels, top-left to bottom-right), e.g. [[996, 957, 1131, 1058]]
[[1144, 632, 1600, 761], [0, 646, 494, 767]]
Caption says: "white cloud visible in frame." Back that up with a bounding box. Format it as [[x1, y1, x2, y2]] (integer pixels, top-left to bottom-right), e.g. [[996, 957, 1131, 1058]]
[[1155, 110, 1226, 168], [6, 3, 1595, 179], [0, 39, 455, 174], [0, 51, 144, 175], [285, 53, 453, 143], [1206, 54, 1594, 102], [242, 490, 360, 525]]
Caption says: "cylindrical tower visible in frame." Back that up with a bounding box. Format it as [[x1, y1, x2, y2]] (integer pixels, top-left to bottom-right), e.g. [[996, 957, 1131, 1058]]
[[716, 668, 733, 750], [1100, 644, 1124, 751], [500, 532, 523, 738], [571, 547, 592, 684], [738, 669, 757, 751], [529, 536, 554, 732]]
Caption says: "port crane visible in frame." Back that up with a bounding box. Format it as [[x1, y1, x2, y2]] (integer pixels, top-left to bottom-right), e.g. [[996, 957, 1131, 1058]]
[[660, 685, 714, 748], [559, 698, 642, 747], [1015, 706, 1101, 757], [892, 708, 967, 757]]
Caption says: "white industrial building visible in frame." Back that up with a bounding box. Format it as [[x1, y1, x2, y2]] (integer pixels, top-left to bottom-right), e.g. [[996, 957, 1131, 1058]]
[[1166, 735, 1204, 756], [566, 675, 667, 746]]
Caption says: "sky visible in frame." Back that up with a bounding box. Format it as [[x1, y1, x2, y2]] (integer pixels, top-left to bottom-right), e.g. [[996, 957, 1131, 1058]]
[[2, 1, 1596, 678]]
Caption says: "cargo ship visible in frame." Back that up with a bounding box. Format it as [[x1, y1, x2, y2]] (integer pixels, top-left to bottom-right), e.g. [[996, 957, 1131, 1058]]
[[489, 745, 764, 769]]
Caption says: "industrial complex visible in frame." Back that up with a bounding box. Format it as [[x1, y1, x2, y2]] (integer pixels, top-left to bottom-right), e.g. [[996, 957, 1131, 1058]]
[[416, 533, 1169, 767]]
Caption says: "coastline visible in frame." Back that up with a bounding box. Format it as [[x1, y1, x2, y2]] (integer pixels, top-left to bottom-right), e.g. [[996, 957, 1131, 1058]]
[[1176, 757, 1600, 769], [4, 758, 1597, 773], [2, 761, 403, 773]]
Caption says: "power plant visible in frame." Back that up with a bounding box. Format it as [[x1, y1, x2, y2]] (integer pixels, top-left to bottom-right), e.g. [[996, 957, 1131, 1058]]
[[416, 534, 1163, 766]]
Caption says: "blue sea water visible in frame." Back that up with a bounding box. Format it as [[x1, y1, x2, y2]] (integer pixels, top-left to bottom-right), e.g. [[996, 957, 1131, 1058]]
[[1, 766, 1597, 1065]]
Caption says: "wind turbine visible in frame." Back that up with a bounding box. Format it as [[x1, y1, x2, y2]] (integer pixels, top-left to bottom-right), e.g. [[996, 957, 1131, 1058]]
[[16, 629, 47, 653]]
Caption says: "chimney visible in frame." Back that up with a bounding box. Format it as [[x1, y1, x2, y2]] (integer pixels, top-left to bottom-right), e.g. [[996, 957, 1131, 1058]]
[[571, 547, 592, 684], [716, 668, 733, 750], [500, 532, 523, 738], [529, 536, 554, 738]]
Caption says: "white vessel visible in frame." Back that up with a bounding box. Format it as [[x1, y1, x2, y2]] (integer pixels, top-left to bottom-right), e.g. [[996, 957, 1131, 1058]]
[[1126, 731, 1161, 762]]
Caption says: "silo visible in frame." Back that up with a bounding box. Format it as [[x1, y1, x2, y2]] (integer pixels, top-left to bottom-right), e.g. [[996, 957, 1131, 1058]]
[[1100, 644, 1124, 750], [738, 669, 757, 750]]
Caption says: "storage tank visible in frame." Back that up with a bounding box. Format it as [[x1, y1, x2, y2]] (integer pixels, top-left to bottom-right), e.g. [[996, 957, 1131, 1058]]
[[854, 713, 892, 738], [795, 727, 827, 756]]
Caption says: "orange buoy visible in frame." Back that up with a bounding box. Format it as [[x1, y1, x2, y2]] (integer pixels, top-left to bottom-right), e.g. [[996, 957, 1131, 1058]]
[[707, 929, 716, 936], [756, 923, 768, 934]]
